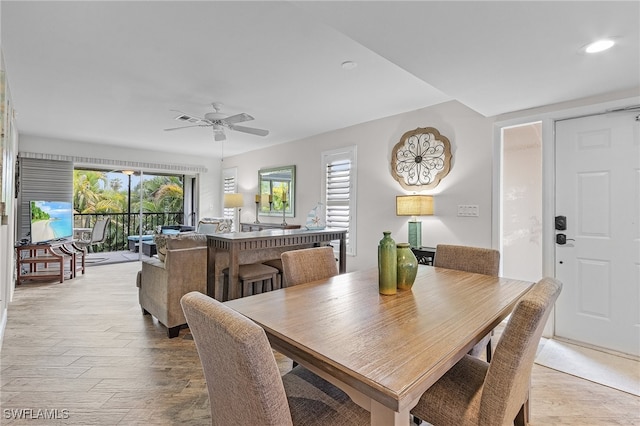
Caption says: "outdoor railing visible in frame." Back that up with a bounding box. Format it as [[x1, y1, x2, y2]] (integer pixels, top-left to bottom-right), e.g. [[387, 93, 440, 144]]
[[74, 212, 185, 252]]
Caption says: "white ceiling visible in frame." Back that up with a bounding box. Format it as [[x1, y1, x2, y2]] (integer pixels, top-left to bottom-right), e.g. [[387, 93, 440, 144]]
[[2, 1, 638, 158]]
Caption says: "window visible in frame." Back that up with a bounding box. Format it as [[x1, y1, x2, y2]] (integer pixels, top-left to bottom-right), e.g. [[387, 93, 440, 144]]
[[222, 167, 238, 230], [322, 146, 357, 256]]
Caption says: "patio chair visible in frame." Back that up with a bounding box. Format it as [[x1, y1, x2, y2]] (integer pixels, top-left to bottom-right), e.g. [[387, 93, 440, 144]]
[[75, 218, 110, 260]]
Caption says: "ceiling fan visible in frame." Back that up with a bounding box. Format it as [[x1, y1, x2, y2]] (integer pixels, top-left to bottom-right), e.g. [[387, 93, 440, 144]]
[[164, 102, 269, 142]]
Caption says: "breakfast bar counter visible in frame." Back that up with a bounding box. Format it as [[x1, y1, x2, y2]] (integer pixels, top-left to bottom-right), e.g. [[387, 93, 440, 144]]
[[206, 228, 346, 300]]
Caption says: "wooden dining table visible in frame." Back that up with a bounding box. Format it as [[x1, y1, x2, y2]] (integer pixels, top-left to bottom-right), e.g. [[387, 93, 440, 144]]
[[225, 265, 534, 426]]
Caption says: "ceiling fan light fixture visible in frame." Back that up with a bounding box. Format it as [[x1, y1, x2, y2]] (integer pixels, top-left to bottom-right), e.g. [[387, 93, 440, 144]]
[[584, 39, 615, 53], [164, 103, 269, 137]]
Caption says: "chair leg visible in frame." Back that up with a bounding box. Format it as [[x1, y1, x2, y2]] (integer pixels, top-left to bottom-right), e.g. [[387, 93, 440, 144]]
[[514, 399, 529, 426], [167, 325, 181, 339], [486, 338, 492, 363], [243, 280, 252, 297]]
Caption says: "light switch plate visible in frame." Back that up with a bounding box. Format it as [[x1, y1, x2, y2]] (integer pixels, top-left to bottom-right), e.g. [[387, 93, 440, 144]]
[[457, 205, 479, 217]]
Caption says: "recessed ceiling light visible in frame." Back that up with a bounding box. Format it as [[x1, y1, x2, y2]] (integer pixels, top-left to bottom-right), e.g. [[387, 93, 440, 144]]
[[341, 60, 357, 70], [585, 39, 615, 53]]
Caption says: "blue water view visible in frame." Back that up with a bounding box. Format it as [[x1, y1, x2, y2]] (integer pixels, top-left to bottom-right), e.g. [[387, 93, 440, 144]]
[[49, 215, 73, 238]]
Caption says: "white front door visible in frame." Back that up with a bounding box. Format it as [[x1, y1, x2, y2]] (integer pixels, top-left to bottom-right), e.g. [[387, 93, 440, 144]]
[[555, 112, 639, 356]]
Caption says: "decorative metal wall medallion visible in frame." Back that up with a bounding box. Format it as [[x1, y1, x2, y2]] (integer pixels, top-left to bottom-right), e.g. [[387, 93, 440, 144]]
[[391, 127, 452, 190]]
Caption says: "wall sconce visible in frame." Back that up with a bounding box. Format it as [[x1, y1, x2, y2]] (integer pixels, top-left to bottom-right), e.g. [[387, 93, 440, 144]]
[[224, 193, 244, 231], [396, 195, 434, 248]]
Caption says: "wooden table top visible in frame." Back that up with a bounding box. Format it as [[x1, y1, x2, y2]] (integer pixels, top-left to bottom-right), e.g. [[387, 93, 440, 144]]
[[225, 266, 534, 414]]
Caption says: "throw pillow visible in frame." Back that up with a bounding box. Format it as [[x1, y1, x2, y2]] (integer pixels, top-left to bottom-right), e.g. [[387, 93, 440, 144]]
[[154, 234, 169, 262]]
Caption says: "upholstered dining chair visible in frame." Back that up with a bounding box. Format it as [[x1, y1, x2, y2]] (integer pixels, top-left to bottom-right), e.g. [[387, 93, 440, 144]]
[[434, 244, 500, 276], [434, 244, 500, 362], [180, 291, 369, 425], [281, 246, 338, 287], [411, 277, 562, 426]]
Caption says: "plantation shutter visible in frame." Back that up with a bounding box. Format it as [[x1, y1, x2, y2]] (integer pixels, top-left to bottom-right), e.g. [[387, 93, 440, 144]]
[[322, 147, 357, 256], [223, 174, 236, 221]]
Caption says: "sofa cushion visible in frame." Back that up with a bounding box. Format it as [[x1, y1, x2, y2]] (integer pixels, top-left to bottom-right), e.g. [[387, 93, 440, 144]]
[[166, 232, 207, 249], [154, 231, 208, 262]]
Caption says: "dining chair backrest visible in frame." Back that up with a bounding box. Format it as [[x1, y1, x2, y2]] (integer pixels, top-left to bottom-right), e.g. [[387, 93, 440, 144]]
[[180, 291, 293, 426], [434, 244, 500, 276], [479, 277, 562, 424], [434, 244, 501, 362], [281, 246, 338, 287]]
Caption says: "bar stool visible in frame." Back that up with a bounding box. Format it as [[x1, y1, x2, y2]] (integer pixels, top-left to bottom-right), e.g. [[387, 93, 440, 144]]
[[223, 263, 279, 300], [262, 258, 284, 289]]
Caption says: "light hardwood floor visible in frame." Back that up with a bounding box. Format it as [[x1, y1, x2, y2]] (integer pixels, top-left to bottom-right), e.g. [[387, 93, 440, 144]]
[[1, 262, 638, 425]]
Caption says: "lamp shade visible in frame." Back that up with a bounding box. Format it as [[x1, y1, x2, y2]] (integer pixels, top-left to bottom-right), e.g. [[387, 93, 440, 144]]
[[224, 193, 244, 208], [396, 195, 433, 216]]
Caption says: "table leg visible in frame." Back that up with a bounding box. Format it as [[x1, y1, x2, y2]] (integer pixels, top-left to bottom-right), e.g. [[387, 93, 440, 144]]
[[209, 247, 220, 300], [228, 244, 240, 300], [370, 399, 410, 426]]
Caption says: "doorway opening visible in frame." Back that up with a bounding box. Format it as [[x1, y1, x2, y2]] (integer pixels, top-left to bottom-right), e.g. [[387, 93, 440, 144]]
[[500, 122, 543, 282], [73, 168, 186, 253]]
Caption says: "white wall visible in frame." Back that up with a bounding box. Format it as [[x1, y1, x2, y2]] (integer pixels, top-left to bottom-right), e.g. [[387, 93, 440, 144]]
[[223, 100, 495, 272], [18, 135, 222, 219], [501, 123, 542, 282]]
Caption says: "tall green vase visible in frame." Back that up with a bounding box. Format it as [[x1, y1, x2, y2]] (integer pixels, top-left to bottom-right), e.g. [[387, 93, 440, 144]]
[[378, 231, 397, 295], [396, 243, 418, 290]]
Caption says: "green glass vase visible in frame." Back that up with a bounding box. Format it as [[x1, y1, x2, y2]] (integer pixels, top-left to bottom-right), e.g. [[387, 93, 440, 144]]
[[396, 243, 418, 290], [378, 231, 397, 295]]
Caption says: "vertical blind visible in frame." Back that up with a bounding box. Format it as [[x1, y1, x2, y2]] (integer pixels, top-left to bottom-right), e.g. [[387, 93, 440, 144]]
[[18, 158, 73, 240]]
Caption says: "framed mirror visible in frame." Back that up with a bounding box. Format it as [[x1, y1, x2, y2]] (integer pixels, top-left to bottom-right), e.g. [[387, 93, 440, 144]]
[[258, 165, 295, 217]]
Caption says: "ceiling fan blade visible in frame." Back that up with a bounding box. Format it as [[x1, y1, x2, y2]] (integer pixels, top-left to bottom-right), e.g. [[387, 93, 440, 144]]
[[229, 125, 269, 137], [164, 124, 211, 131], [170, 109, 207, 123], [223, 113, 254, 124]]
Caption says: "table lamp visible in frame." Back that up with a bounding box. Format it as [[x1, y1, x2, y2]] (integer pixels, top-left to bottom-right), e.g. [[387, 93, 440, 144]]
[[396, 195, 433, 248], [224, 193, 244, 231]]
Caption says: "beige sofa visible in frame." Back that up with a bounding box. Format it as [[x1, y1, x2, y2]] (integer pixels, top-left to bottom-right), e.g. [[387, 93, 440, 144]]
[[137, 218, 232, 337], [137, 232, 209, 338]]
